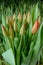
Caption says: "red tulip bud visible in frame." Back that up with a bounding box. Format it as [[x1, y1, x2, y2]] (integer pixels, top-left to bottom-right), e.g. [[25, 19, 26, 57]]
[[32, 21, 40, 34]]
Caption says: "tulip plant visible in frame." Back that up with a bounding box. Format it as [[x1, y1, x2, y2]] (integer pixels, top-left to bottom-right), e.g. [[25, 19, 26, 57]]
[[0, 3, 43, 65]]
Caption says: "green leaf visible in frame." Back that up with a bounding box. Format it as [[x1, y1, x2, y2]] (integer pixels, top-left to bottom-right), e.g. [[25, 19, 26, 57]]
[[29, 23, 43, 65], [31, 4, 40, 24], [29, 19, 32, 38], [2, 13, 6, 27], [2, 48, 15, 65], [6, 7, 13, 16], [22, 23, 43, 65], [14, 37, 19, 49]]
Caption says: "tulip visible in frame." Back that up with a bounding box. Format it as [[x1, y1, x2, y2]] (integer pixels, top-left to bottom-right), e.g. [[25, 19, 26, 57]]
[[14, 21, 17, 32], [6, 16, 10, 25], [9, 25, 14, 38], [9, 16, 14, 27], [18, 12, 22, 22], [27, 12, 31, 24], [13, 13, 16, 20], [32, 16, 41, 34], [20, 23, 26, 36], [23, 13, 26, 22], [32, 20, 40, 34], [2, 25, 9, 36]]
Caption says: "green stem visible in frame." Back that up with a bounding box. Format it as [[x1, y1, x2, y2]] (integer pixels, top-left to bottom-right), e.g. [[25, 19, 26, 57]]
[[17, 36, 22, 65]]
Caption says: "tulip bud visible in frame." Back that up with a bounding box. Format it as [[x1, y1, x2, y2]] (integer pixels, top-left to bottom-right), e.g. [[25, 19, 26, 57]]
[[27, 12, 31, 24], [23, 13, 26, 22], [2, 25, 9, 36], [9, 25, 14, 38], [32, 21, 40, 34], [13, 13, 16, 20], [14, 21, 17, 32], [18, 12, 22, 22], [9, 16, 14, 27], [38, 16, 41, 24], [6, 16, 10, 25], [20, 23, 26, 36]]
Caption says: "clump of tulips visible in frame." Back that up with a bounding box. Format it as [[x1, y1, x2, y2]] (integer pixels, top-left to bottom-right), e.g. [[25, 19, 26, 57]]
[[1, 4, 43, 65], [2, 12, 41, 37]]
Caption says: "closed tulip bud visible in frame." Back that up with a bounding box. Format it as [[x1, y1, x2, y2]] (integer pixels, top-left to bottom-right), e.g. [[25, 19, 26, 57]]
[[23, 13, 26, 22], [18, 12, 22, 22], [38, 16, 41, 24], [32, 21, 40, 34], [13, 13, 16, 20], [6, 16, 10, 25], [9, 16, 14, 27], [27, 12, 30, 24], [14, 21, 17, 32], [2, 25, 9, 36], [20, 23, 26, 36], [9, 25, 14, 38]]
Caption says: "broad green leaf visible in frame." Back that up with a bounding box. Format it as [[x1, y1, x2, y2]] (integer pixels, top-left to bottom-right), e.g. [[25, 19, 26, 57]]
[[31, 4, 40, 24], [34, 4, 40, 21], [2, 48, 15, 65]]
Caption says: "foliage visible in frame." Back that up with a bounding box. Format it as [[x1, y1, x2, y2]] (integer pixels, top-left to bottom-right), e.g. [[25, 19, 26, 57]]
[[0, 1, 43, 65]]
